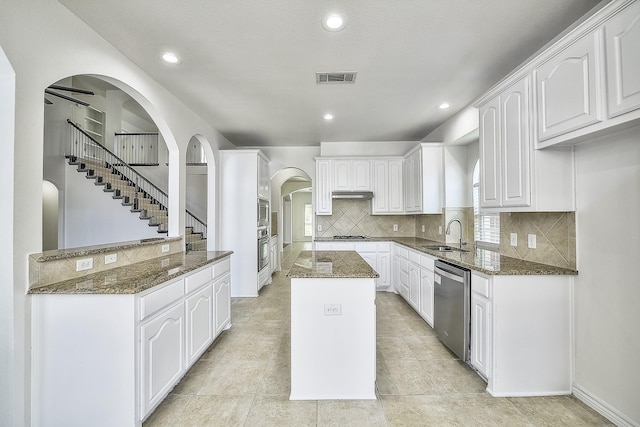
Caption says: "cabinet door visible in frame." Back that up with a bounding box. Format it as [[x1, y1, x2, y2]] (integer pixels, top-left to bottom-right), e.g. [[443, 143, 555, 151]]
[[140, 302, 185, 417], [315, 159, 332, 215], [408, 263, 421, 311], [535, 32, 602, 141], [388, 159, 404, 213], [604, 1, 640, 118], [214, 275, 231, 335], [333, 160, 352, 191], [185, 285, 213, 368], [372, 160, 389, 213], [419, 267, 434, 327], [470, 292, 491, 380], [404, 151, 421, 212], [479, 98, 502, 208], [376, 251, 391, 291], [351, 160, 371, 191], [257, 156, 269, 200], [501, 77, 531, 207]]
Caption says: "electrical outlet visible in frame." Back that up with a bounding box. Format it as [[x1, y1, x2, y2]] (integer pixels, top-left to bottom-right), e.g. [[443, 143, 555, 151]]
[[161, 244, 170, 253], [510, 233, 518, 247], [76, 258, 93, 272], [324, 304, 342, 316], [528, 234, 537, 249], [393, 224, 398, 232], [104, 253, 117, 264], [317, 224, 322, 232], [421, 225, 426, 233], [438, 226, 443, 235]]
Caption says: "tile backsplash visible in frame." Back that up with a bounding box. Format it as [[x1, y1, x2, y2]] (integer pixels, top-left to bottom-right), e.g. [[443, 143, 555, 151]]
[[315, 200, 576, 270], [316, 199, 416, 238], [500, 212, 576, 270]]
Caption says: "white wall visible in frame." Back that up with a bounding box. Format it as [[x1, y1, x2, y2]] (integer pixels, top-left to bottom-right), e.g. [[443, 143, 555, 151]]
[[0, 2, 232, 424], [64, 164, 159, 247], [573, 126, 640, 425], [291, 191, 312, 242], [41, 181, 59, 251]]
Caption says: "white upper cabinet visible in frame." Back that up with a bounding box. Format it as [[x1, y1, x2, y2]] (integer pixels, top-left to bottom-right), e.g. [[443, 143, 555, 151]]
[[333, 159, 371, 191], [535, 32, 603, 143], [477, 0, 640, 149], [257, 154, 270, 200], [604, 0, 640, 118], [315, 159, 332, 215], [372, 158, 404, 214], [404, 144, 444, 214], [479, 75, 575, 212], [479, 97, 501, 208]]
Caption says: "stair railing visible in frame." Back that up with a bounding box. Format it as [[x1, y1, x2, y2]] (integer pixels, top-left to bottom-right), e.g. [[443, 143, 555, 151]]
[[66, 119, 207, 240]]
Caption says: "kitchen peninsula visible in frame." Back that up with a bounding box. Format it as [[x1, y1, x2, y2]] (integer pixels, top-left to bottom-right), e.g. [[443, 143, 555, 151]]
[[28, 238, 233, 426], [287, 250, 378, 400]]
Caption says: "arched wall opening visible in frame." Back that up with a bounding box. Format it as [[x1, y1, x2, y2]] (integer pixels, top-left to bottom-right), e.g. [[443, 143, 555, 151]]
[[43, 75, 183, 248], [270, 167, 312, 257], [185, 134, 216, 251]]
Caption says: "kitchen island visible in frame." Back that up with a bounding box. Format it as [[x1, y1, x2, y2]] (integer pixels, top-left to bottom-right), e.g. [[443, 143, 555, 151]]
[[287, 250, 378, 400]]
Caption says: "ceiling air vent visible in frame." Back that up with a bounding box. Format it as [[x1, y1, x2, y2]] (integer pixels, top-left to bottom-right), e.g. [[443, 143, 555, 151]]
[[316, 72, 357, 84]]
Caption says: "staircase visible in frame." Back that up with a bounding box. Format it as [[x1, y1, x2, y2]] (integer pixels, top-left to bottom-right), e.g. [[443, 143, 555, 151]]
[[66, 119, 208, 251]]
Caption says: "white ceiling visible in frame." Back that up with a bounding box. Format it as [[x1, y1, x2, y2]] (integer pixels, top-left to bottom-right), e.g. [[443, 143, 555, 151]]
[[59, 0, 604, 147]]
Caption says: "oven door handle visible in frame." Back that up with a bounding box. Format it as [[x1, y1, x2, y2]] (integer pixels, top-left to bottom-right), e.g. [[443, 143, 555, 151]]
[[434, 267, 464, 283]]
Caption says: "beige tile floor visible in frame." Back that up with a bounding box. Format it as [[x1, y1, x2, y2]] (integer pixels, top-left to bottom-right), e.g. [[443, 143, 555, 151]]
[[144, 242, 612, 426]]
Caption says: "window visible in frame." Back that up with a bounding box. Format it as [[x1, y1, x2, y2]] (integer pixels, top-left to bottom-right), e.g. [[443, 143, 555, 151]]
[[472, 160, 500, 247], [304, 203, 313, 237]]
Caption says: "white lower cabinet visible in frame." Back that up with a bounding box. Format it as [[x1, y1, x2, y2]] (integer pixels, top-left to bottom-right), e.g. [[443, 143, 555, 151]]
[[407, 262, 421, 311], [418, 255, 435, 327], [393, 245, 435, 327], [214, 273, 231, 335], [31, 256, 232, 427], [140, 302, 185, 417], [185, 285, 214, 368], [469, 271, 572, 396], [470, 274, 491, 380]]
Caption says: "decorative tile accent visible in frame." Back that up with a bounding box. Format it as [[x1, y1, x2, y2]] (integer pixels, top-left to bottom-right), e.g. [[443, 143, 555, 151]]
[[499, 212, 576, 270], [316, 200, 415, 238]]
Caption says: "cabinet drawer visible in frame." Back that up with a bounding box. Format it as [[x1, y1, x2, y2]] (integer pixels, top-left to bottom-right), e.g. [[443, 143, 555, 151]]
[[140, 279, 185, 321], [396, 246, 408, 259], [355, 242, 378, 252], [185, 266, 212, 294], [213, 257, 231, 277], [408, 250, 421, 265], [471, 274, 491, 298], [420, 255, 435, 271], [377, 242, 391, 252]]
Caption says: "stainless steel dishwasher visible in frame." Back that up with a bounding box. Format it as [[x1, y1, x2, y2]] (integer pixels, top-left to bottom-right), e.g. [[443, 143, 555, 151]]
[[434, 260, 471, 362]]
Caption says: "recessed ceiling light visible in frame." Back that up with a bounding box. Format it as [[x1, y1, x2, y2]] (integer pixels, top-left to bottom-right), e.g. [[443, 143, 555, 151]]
[[162, 52, 180, 64], [439, 103, 450, 110], [323, 113, 334, 121], [322, 13, 347, 31]]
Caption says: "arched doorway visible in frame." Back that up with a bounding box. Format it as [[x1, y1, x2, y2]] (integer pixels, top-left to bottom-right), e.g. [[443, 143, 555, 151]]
[[43, 75, 176, 248], [184, 135, 211, 250], [270, 167, 312, 260]]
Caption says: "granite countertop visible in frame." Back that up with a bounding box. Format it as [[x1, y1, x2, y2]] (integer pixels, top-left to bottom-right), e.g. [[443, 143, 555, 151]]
[[28, 251, 233, 295], [315, 237, 577, 276], [287, 250, 380, 279], [32, 237, 182, 262]]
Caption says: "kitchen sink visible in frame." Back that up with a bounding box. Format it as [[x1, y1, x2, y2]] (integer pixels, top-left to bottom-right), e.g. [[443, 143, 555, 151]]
[[423, 245, 469, 253]]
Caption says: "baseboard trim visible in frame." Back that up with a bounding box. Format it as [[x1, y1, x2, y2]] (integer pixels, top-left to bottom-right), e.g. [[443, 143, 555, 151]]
[[573, 383, 639, 427]]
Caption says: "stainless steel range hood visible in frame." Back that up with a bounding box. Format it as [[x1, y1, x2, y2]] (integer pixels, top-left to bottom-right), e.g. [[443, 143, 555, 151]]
[[331, 191, 374, 200]]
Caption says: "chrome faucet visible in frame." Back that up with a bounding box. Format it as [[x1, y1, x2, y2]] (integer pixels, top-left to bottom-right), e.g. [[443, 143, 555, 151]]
[[445, 219, 466, 249]]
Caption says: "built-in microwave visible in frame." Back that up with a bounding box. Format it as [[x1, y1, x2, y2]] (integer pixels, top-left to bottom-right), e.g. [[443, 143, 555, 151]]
[[258, 199, 269, 227]]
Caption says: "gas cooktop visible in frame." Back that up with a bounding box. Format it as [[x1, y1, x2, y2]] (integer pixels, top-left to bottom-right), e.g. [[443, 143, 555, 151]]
[[332, 235, 370, 240]]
